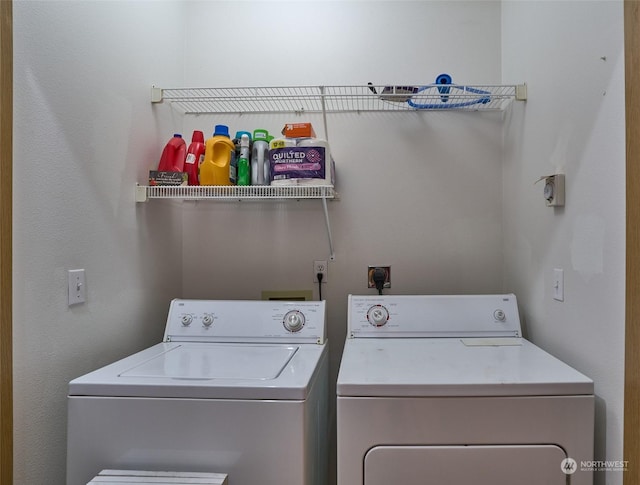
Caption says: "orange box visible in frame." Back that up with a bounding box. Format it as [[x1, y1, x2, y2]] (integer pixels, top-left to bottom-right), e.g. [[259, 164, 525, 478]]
[[281, 122, 316, 139]]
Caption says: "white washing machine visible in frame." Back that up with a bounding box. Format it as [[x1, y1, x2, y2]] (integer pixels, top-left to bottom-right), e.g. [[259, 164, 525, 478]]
[[67, 299, 329, 485], [337, 294, 594, 485]]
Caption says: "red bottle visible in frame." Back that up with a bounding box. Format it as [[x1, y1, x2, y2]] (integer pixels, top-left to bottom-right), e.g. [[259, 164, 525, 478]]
[[185, 131, 205, 185], [157, 134, 186, 172]]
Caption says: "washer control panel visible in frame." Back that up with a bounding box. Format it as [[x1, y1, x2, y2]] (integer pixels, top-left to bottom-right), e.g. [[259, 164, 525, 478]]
[[348, 294, 521, 338], [164, 299, 326, 344]]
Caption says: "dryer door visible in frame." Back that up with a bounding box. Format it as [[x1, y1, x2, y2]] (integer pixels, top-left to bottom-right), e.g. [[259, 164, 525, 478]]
[[364, 445, 568, 484]]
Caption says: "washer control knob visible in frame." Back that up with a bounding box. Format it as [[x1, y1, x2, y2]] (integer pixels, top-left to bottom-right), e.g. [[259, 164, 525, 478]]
[[367, 305, 390, 327], [494, 309, 506, 322], [202, 314, 214, 327], [181, 314, 193, 326], [283, 310, 305, 332]]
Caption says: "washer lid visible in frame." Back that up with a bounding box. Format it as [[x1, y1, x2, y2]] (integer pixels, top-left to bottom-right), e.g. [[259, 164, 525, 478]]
[[120, 344, 297, 380], [69, 341, 327, 400], [336, 338, 593, 397]]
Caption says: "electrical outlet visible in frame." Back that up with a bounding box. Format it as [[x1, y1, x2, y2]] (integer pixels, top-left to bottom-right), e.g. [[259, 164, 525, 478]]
[[537, 174, 565, 207], [314, 260, 328, 283], [368, 266, 391, 288]]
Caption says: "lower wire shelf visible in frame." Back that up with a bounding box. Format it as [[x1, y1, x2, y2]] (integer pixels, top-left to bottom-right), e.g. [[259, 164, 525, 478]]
[[136, 184, 337, 201], [135, 184, 338, 260]]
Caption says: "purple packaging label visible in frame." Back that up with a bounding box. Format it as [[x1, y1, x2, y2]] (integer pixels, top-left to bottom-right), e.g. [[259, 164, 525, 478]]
[[270, 146, 326, 180]]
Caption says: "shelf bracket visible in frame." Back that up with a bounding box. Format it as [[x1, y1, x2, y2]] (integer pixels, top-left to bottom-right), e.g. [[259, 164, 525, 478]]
[[151, 86, 163, 103], [135, 184, 148, 202], [516, 84, 527, 101]]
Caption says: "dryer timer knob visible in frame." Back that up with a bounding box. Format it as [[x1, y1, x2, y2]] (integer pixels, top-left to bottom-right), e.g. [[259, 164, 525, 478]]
[[367, 305, 389, 327], [283, 310, 305, 332]]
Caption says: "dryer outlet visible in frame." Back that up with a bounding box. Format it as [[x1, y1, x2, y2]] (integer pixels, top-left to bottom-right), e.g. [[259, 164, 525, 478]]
[[368, 266, 391, 288]]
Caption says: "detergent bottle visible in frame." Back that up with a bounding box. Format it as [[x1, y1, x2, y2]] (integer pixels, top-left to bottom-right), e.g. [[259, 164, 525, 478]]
[[157, 134, 186, 172], [184, 130, 205, 185], [200, 125, 235, 185], [251, 129, 270, 185]]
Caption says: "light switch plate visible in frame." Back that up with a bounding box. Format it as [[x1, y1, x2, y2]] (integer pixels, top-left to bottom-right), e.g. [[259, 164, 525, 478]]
[[68, 269, 86, 305], [553, 268, 564, 302]]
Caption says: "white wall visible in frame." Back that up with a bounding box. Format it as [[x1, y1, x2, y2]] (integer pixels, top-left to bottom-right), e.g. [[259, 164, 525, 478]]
[[502, 2, 625, 484], [180, 2, 503, 483], [11, 1, 626, 485], [13, 1, 187, 483]]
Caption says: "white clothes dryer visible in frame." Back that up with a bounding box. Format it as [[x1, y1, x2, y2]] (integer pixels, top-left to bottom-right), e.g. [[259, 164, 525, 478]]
[[67, 299, 329, 485], [337, 294, 594, 485]]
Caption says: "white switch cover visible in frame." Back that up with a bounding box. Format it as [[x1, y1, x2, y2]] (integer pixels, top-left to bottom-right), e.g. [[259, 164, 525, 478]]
[[68, 269, 86, 305], [553, 268, 564, 302]]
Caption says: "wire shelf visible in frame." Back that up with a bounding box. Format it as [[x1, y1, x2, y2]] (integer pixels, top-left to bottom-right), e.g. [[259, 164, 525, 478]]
[[145, 81, 526, 261], [136, 184, 338, 259], [152, 84, 526, 114], [137, 184, 337, 202]]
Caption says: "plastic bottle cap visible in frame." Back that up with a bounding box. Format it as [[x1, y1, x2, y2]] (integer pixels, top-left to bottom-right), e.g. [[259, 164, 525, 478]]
[[235, 130, 252, 140], [213, 125, 230, 138], [253, 129, 269, 141], [240, 134, 250, 147], [192, 131, 204, 143], [173, 133, 183, 138]]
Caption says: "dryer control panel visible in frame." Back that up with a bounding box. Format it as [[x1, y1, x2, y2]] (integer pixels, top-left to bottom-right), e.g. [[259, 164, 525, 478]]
[[164, 299, 326, 344], [348, 294, 521, 338]]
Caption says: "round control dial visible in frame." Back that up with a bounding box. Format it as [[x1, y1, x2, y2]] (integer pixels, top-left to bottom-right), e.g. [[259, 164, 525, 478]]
[[202, 314, 214, 327], [181, 314, 193, 326], [494, 309, 506, 322], [367, 305, 390, 327], [283, 310, 306, 332]]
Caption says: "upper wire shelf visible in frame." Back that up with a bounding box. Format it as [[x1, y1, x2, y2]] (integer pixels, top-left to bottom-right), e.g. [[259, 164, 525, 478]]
[[151, 83, 527, 114]]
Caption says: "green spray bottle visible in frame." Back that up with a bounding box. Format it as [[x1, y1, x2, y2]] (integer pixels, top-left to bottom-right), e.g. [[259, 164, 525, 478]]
[[237, 134, 250, 186]]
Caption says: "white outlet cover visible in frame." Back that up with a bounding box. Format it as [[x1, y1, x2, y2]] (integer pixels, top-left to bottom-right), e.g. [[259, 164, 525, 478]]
[[313, 260, 328, 283]]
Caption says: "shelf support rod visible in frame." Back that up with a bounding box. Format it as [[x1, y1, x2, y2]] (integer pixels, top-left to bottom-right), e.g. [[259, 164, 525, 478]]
[[320, 86, 329, 141], [321, 196, 335, 261]]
